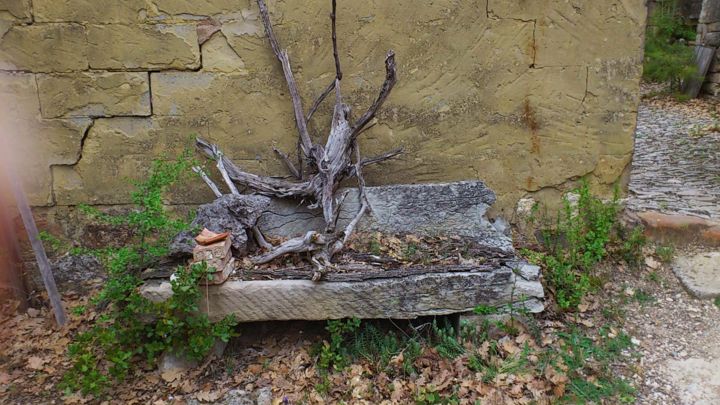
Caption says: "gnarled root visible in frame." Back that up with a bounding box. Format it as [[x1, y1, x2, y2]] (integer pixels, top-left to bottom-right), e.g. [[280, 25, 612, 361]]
[[194, 0, 401, 280]]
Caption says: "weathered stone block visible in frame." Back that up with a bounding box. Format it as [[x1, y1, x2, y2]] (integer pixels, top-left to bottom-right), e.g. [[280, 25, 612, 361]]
[[149, 0, 254, 21], [37, 72, 151, 118], [0, 73, 91, 205], [50, 255, 104, 292], [702, 81, 720, 97], [33, 0, 146, 23], [585, 60, 643, 113], [534, 2, 646, 67], [672, 252, 720, 299], [0, 0, 31, 22], [700, 1, 720, 24], [0, 24, 88, 72], [201, 33, 248, 73], [150, 71, 298, 155], [87, 24, 200, 70], [702, 31, 720, 47], [151, 71, 278, 115], [51, 116, 214, 206], [258, 181, 513, 253]]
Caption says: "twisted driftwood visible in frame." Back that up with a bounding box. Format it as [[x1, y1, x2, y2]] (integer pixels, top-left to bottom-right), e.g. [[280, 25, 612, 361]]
[[195, 0, 401, 280]]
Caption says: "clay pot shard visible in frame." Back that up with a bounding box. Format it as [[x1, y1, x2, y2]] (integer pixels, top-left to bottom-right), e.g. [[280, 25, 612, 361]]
[[195, 228, 231, 246]]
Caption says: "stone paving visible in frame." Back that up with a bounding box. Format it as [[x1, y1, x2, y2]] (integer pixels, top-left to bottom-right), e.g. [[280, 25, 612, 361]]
[[628, 103, 720, 219]]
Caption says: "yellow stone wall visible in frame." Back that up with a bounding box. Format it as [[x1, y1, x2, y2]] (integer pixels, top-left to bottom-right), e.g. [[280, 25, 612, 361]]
[[0, 0, 646, 218]]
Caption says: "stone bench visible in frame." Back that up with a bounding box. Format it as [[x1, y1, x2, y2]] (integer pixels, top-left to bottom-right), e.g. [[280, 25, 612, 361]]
[[142, 181, 545, 321]]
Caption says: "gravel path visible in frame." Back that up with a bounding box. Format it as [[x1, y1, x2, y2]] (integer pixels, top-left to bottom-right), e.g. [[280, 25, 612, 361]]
[[625, 95, 720, 404], [623, 256, 720, 405], [628, 101, 720, 219]]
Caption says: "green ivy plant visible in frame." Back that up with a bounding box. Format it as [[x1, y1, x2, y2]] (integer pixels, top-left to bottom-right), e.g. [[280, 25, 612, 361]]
[[61, 154, 238, 396]]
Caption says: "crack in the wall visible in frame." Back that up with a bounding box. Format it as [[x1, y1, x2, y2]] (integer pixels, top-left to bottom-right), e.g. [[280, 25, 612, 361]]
[[147, 71, 154, 115], [483, 3, 537, 68], [581, 66, 589, 104], [531, 19, 536, 68], [47, 119, 94, 205], [32, 73, 43, 116], [74, 118, 94, 168]]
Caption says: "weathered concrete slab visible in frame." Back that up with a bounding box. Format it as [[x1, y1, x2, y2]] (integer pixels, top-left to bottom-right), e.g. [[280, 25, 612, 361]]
[[258, 181, 513, 253], [672, 251, 720, 299], [142, 262, 544, 322]]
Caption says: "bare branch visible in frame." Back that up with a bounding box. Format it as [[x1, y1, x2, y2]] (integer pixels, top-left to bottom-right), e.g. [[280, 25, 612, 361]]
[[196, 2, 400, 275], [331, 0, 342, 81], [215, 149, 241, 196], [193, 166, 223, 198], [306, 80, 335, 122], [329, 141, 370, 256], [352, 50, 397, 138], [196, 138, 314, 198], [342, 147, 403, 179], [272, 147, 301, 179], [251, 226, 273, 250], [305, 0, 342, 124], [256, 0, 313, 158], [360, 147, 404, 167], [251, 231, 330, 264]]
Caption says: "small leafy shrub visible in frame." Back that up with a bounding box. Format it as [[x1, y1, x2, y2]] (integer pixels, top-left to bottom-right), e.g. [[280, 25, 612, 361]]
[[317, 318, 362, 371], [61, 155, 238, 396], [643, 0, 697, 91], [714, 297, 720, 309], [633, 288, 656, 305], [545, 255, 591, 310], [655, 245, 675, 263], [647, 270, 662, 284], [535, 182, 619, 309], [619, 226, 647, 269], [473, 304, 499, 315]]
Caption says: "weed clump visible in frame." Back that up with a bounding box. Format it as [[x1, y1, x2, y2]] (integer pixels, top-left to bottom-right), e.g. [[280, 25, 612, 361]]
[[525, 181, 649, 310], [643, 0, 698, 93], [60, 155, 238, 396]]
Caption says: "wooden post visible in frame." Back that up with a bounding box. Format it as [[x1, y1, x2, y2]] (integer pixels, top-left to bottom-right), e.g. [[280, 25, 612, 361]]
[[7, 172, 67, 326]]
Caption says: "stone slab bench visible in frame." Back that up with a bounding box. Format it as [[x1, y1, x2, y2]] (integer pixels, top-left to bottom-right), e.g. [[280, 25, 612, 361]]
[[142, 181, 545, 321], [142, 262, 543, 322]]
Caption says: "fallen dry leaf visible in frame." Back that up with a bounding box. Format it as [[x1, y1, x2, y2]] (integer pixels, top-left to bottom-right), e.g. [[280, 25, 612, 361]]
[[160, 368, 184, 383], [195, 390, 222, 402], [645, 256, 661, 270], [27, 356, 47, 370]]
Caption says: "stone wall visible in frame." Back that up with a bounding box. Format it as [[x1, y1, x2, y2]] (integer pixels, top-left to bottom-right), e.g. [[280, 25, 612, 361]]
[[698, 0, 720, 96], [0, 0, 646, 224]]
